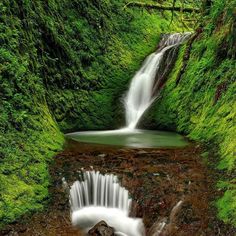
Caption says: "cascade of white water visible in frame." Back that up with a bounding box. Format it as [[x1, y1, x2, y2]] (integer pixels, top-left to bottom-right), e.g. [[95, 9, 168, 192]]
[[69, 171, 144, 236], [124, 33, 191, 130], [70, 171, 132, 214]]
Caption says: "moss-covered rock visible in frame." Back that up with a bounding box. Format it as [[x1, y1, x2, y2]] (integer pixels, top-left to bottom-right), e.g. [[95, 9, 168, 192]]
[[0, 0, 186, 227], [149, 0, 236, 226]]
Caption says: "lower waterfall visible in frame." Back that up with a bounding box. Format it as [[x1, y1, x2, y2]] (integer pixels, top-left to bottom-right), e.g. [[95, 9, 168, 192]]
[[70, 171, 145, 236]]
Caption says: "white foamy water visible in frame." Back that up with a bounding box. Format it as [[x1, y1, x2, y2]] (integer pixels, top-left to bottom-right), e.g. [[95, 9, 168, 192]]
[[124, 33, 191, 129], [72, 207, 144, 236], [70, 171, 145, 236], [66, 33, 191, 137], [68, 33, 191, 235]]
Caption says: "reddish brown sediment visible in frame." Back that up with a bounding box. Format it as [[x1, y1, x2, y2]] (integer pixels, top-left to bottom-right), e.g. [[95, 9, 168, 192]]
[[1, 140, 234, 236]]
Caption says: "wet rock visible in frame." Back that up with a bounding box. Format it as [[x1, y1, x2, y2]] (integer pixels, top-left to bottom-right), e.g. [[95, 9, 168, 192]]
[[148, 217, 167, 236], [7, 231, 19, 236], [98, 154, 106, 158], [18, 226, 28, 233], [0, 229, 11, 236], [153, 172, 160, 176], [178, 203, 199, 224], [88, 221, 115, 236], [158, 200, 167, 209], [137, 150, 148, 154]]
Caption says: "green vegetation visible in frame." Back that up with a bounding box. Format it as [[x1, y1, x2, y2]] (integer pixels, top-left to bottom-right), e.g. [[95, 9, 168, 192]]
[[0, 0, 186, 227], [150, 0, 236, 226], [0, 0, 235, 230]]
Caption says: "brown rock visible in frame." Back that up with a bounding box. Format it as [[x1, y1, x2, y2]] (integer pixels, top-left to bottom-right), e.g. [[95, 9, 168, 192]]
[[88, 221, 115, 236]]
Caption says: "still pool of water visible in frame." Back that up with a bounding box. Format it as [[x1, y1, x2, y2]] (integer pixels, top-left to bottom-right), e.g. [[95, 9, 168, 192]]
[[66, 129, 188, 148]]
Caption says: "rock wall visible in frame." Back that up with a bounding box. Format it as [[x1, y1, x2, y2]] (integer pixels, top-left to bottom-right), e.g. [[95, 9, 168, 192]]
[[0, 0, 184, 226], [149, 0, 236, 226]]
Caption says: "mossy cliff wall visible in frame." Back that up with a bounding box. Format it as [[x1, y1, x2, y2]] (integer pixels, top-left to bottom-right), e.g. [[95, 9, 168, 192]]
[[148, 0, 236, 226], [0, 0, 184, 226]]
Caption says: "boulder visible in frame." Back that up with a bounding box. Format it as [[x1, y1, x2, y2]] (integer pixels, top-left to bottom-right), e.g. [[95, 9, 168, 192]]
[[88, 221, 115, 236]]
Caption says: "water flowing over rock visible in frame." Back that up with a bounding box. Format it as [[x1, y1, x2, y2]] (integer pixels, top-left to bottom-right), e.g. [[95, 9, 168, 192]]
[[70, 171, 131, 212], [88, 221, 115, 236], [69, 171, 145, 236], [149, 200, 184, 236], [124, 33, 191, 130]]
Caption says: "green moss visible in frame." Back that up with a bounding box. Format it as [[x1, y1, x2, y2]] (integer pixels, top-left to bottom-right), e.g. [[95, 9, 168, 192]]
[[0, 0, 190, 227], [0, 103, 64, 227], [151, 0, 236, 226], [1, 0, 234, 228], [45, 3, 186, 131], [216, 180, 236, 226]]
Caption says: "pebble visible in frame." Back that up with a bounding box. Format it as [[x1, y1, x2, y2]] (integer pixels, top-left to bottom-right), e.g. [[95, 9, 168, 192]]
[[98, 154, 106, 158]]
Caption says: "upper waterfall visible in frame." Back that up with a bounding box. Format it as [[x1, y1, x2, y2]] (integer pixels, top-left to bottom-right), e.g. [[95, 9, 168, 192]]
[[124, 33, 191, 130]]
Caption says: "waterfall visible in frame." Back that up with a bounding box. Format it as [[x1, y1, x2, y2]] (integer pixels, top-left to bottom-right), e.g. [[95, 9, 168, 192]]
[[70, 171, 144, 236], [66, 33, 191, 235], [70, 171, 131, 213], [124, 33, 191, 130]]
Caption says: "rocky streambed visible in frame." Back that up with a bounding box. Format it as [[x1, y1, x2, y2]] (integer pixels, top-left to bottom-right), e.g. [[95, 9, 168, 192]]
[[1, 140, 235, 236]]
